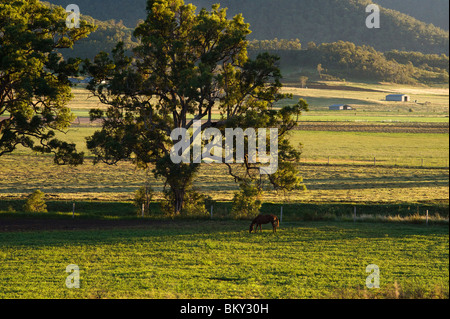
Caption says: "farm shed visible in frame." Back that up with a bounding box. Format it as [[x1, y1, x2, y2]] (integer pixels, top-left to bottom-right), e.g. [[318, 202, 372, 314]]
[[329, 104, 353, 110], [386, 94, 410, 102]]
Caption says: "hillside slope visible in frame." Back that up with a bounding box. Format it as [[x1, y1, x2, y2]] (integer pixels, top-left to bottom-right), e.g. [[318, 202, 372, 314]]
[[48, 0, 449, 54], [375, 0, 449, 30]]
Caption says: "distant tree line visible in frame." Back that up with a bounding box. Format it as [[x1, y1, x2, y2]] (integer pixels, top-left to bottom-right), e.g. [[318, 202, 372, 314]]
[[248, 39, 302, 51], [248, 40, 449, 84], [57, 15, 139, 60], [384, 50, 449, 72]]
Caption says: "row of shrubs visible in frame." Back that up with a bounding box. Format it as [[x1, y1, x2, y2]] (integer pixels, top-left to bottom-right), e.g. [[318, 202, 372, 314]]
[[7, 189, 449, 224], [8, 184, 263, 220], [135, 183, 261, 219]]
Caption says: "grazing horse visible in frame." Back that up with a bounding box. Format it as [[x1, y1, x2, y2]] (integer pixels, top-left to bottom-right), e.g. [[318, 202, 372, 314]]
[[249, 214, 279, 233]]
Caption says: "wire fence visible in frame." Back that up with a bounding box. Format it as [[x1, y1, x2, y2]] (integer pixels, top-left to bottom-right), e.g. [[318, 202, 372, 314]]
[[298, 156, 449, 168]]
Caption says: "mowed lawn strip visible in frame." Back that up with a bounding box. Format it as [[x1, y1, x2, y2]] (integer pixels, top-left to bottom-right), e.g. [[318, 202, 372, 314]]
[[0, 221, 447, 299]]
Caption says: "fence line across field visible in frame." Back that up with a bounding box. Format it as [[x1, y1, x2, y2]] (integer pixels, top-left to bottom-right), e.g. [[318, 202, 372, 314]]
[[298, 156, 449, 168]]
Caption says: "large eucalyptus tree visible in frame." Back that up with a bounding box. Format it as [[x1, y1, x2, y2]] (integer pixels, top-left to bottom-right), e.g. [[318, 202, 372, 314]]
[[85, 0, 307, 215]]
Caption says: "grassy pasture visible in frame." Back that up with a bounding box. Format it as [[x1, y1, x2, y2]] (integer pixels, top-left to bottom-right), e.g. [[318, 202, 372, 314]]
[[68, 82, 449, 121], [0, 221, 447, 299], [292, 131, 449, 167], [279, 82, 449, 121], [0, 153, 448, 204]]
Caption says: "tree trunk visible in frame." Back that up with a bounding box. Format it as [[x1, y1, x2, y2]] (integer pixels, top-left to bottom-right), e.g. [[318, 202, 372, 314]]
[[173, 187, 185, 216]]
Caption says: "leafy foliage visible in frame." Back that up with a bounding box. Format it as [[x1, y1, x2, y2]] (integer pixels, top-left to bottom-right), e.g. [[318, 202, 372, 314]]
[[23, 189, 47, 213], [0, 0, 95, 163], [134, 185, 154, 216], [160, 188, 209, 218], [385, 50, 450, 71], [231, 180, 262, 219]]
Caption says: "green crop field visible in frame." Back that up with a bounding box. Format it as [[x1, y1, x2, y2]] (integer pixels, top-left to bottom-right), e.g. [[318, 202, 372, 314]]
[[0, 221, 447, 299]]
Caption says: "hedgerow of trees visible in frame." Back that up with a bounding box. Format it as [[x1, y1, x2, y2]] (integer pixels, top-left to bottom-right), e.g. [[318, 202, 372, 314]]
[[248, 40, 449, 84]]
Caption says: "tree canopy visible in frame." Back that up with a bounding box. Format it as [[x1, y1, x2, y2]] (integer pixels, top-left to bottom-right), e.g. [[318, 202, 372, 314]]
[[0, 0, 96, 163]]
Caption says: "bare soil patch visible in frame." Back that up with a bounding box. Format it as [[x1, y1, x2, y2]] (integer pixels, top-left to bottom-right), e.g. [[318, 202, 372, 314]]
[[0, 218, 171, 232], [285, 82, 386, 92]]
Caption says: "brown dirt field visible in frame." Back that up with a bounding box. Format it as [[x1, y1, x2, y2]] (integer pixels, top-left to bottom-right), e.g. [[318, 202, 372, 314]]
[[0, 218, 171, 232], [73, 118, 450, 134], [295, 122, 449, 134], [284, 82, 386, 92]]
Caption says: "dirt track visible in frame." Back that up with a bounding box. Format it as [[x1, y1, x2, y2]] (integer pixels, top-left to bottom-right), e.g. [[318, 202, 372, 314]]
[[0, 218, 171, 232]]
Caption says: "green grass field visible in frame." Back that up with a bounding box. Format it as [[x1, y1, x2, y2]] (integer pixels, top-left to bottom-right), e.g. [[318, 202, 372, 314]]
[[0, 221, 447, 299], [293, 131, 449, 167]]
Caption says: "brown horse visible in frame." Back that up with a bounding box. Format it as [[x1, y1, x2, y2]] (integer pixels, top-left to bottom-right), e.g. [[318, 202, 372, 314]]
[[249, 214, 279, 233]]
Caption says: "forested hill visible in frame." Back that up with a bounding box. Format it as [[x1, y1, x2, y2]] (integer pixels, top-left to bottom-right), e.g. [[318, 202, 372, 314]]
[[374, 0, 449, 30], [48, 0, 448, 54]]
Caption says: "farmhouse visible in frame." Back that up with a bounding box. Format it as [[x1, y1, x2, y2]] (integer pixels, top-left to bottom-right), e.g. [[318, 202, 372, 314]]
[[386, 94, 410, 102], [329, 104, 353, 110]]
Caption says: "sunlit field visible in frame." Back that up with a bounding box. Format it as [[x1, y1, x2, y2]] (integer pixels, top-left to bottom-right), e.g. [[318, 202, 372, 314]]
[[0, 221, 447, 299]]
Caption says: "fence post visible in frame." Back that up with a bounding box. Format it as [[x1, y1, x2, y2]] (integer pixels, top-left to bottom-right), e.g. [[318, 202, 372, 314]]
[[280, 206, 283, 223], [142, 203, 145, 218], [426, 210, 429, 225], [210, 205, 213, 220], [72, 202, 75, 219], [353, 206, 357, 222]]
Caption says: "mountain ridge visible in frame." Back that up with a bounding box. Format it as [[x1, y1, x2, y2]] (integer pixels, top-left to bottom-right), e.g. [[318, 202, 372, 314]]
[[48, 0, 449, 54], [374, 0, 448, 30]]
